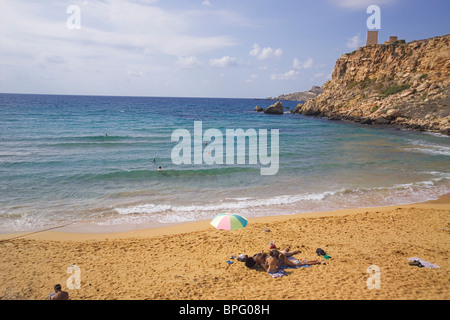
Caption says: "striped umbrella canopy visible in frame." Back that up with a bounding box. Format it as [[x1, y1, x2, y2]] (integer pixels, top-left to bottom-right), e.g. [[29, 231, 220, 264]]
[[210, 213, 248, 231]]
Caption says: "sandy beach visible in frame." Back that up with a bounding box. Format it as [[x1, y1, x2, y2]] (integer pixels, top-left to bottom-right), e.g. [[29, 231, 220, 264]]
[[0, 195, 449, 301]]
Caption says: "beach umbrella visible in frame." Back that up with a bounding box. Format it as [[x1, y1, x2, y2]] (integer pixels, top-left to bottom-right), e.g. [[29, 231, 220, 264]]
[[210, 213, 248, 231], [210, 213, 248, 259]]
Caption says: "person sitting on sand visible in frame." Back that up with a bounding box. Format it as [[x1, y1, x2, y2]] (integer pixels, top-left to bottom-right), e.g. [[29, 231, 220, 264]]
[[253, 252, 268, 271], [49, 284, 70, 300]]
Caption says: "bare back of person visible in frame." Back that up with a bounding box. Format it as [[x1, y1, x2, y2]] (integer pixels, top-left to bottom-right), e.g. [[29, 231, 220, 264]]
[[52, 290, 69, 300], [265, 255, 279, 273]]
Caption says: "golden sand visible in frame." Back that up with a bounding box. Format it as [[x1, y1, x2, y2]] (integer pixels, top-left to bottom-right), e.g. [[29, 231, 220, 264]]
[[0, 195, 449, 300]]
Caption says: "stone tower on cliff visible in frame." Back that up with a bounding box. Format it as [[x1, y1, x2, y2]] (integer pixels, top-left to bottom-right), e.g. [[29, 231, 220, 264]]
[[366, 30, 378, 46]]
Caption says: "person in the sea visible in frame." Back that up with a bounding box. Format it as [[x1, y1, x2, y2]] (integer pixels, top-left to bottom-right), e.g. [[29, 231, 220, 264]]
[[158, 166, 162, 171], [49, 284, 70, 300]]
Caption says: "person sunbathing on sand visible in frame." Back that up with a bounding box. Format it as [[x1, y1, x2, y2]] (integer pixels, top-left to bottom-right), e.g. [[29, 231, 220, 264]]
[[269, 246, 300, 257], [278, 253, 324, 267], [278, 253, 297, 268], [280, 247, 301, 257]]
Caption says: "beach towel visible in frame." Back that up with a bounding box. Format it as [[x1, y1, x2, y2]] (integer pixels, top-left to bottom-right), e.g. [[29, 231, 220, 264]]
[[407, 257, 440, 269], [280, 257, 312, 269], [268, 269, 286, 278]]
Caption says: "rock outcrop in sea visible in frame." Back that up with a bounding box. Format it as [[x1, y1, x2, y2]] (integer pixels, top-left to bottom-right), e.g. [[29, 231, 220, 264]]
[[294, 34, 450, 135], [263, 101, 284, 114]]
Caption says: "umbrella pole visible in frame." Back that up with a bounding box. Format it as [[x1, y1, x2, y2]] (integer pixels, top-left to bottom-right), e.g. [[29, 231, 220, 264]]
[[227, 230, 229, 258]]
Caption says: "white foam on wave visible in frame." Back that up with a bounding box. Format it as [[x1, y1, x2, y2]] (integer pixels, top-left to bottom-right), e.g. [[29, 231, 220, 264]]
[[113, 191, 334, 216], [225, 197, 255, 201], [104, 176, 450, 226], [423, 171, 450, 180], [0, 209, 79, 233], [406, 140, 450, 156], [3, 174, 449, 231], [115, 204, 172, 215], [423, 132, 450, 139]]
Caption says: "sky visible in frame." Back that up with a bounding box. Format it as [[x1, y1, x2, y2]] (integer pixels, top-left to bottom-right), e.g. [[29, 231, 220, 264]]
[[0, 0, 449, 99]]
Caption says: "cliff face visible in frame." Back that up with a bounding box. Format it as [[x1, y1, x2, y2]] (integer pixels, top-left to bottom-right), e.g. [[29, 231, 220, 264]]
[[298, 34, 450, 134], [269, 86, 324, 102]]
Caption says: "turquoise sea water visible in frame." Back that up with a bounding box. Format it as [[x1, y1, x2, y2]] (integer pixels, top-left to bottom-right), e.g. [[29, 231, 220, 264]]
[[0, 93, 449, 232]]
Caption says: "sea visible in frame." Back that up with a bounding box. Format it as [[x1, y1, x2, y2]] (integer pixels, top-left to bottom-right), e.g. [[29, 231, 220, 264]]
[[0, 93, 449, 233]]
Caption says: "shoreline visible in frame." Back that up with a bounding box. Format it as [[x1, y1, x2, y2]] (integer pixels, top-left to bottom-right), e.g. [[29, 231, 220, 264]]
[[1, 194, 448, 300], [1, 193, 449, 242]]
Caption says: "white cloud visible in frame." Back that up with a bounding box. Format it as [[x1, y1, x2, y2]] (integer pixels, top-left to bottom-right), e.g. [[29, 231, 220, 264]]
[[127, 69, 144, 77], [246, 74, 258, 83], [36, 52, 67, 67], [209, 56, 238, 67], [201, 0, 212, 6], [249, 44, 283, 60], [309, 72, 331, 83], [271, 70, 299, 81], [328, 0, 400, 10], [293, 58, 314, 69], [346, 33, 362, 49], [0, 0, 244, 96], [176, 56, 203, 68], [129, 0, 160, 5], [0, 0, 237, 59]]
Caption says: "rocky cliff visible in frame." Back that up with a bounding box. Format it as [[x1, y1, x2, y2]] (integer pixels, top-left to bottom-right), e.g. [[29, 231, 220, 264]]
[[269, 86, 323, 102], [297, 34, 450, 135]]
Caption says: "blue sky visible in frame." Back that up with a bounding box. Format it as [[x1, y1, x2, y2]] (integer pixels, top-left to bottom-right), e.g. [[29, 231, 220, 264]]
[[0, 0, 449, 98]]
